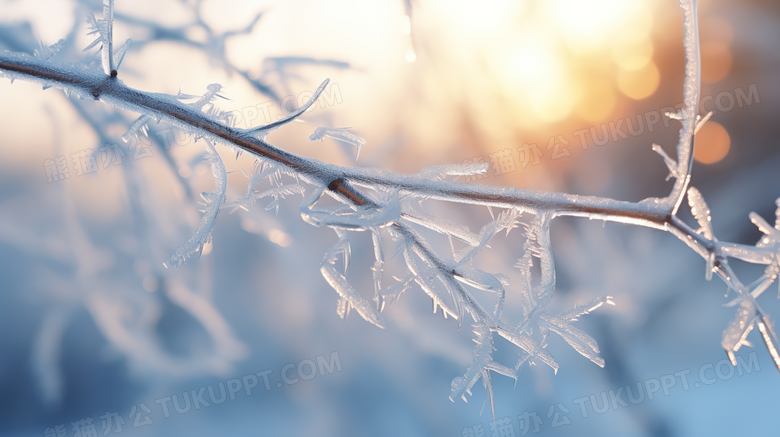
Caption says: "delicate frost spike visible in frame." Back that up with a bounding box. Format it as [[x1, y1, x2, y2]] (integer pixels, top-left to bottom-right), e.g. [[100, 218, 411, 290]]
[[102, 0, 114, 75], [559, 296, 614, 322], [82, 13, 101, 52], [84, 0, 116, 75], [455, 207, 521, 266], [665, 110, 683, 121], [190, 84, 225, 111], [456, 269, 505, 297], [726, 349, 737, 366], [687, 187, 715, 240], [260, 185, 307, 214], [733, 317, 756, 353], [705, 252, 715, 281], [34, 39, 66, 61], [370, 228, 384, 309], [400, 209, 481, 247], [222, 163, 306, 213], [538, 314, 605, 367], [321, 237, 385, 328], [495, 326, 559, 372], [750, 212, 780, 241], [532, 213, 556, 306], [449, 325, 514, 421], [335, 232, 352, 275], [112, 38, 132, 72], [721, 300, 756, 352], [652, 143, 680, 181], [379, 274, 415, 310], [122, 114, 152, 142], [308, 127, 366, 161], [694, 111, 713, 134], [245, 79, 331, 140], [164, 140, 227, 268], [758, 317, 780, 374], [176, 84, 237, 128], [176, 86, 201, 100], [404, 252, 460, 319]]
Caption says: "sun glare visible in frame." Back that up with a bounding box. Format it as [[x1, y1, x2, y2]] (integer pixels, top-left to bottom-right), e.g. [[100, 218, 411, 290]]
[[694, 121, 730, 164], [498, 37, 576, 122], [544, 0, 652, 54], [436, 0, 658, 129], [617, 61, 660, 99]]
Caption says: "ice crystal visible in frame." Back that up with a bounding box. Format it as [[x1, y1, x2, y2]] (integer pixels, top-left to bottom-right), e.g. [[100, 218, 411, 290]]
[[164, 140, 226, 268], [308, 127, 367, 161]]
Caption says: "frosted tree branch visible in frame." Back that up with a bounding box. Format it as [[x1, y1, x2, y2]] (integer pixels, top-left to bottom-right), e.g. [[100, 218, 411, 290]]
[[2, 0, 779, 417]]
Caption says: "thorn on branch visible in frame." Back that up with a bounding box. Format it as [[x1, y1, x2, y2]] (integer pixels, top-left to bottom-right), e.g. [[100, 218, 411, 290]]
[[327, 178, 344, 192]]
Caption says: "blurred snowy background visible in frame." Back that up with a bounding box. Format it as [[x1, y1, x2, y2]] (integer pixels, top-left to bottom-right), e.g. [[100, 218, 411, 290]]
[[0, 0, 779, 436]]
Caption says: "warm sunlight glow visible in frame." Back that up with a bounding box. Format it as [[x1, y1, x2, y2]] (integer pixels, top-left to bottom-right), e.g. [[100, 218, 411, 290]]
[[576, 77, 616, 122], [448, 0, 519, 33], [545, 0, 652, 54], [500, 39, 575, 122], [424, 0, 659, 131], [694, 121, 730, 164], [701, 41, 732, 83], [617, 61, 660, 100], [612, 29, 654, 71]]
